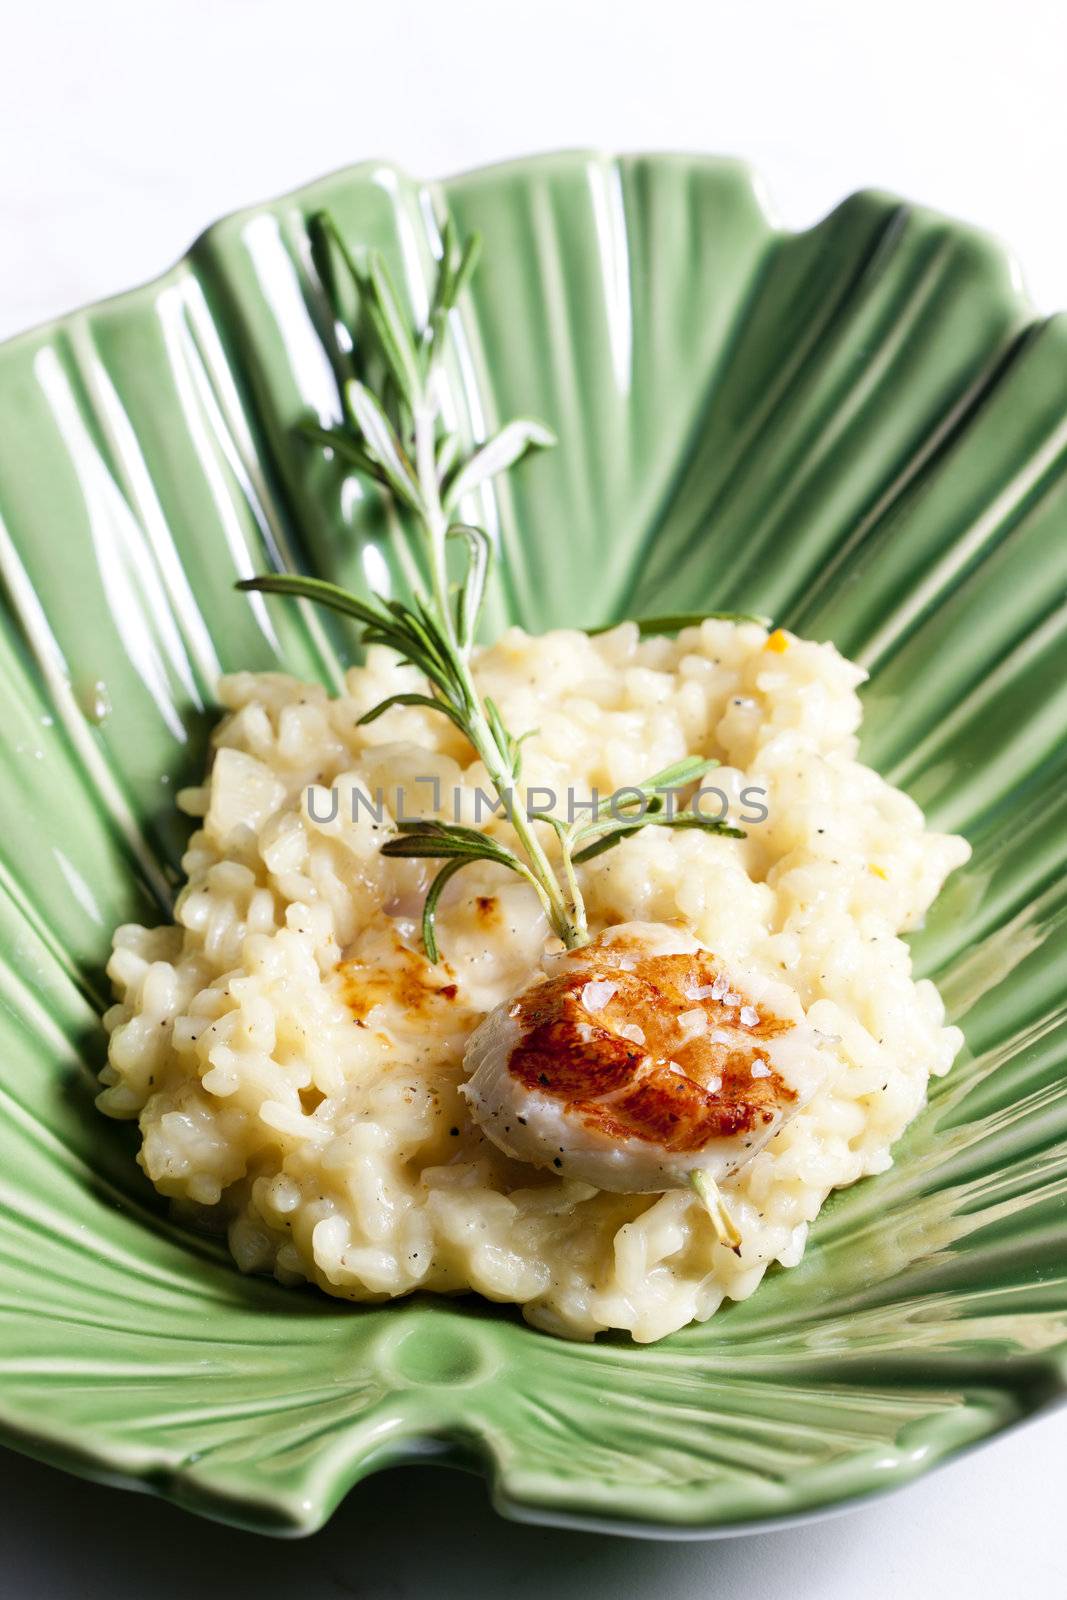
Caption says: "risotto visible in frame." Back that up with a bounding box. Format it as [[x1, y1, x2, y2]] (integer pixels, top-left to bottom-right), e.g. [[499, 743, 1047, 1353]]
[[98, 618, 969, 1342]]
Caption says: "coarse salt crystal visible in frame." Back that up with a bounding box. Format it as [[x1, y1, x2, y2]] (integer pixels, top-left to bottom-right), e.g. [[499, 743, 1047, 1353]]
[[740, 1005, 760, 1027], [751, 1059, 771, 1078], [711, 1028, 732, 1046], [724, 992, 741, 1007], [581, 980, 617, 1013], [705, 1075, 722, 1093], [677, 1008, 707, 1039], [711, 975, 729, 1001], [617, 1022, 646, 1046]]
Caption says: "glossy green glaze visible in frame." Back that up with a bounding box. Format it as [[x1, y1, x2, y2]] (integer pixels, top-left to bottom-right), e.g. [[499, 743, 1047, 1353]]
[[0, 153, 1064, 1537]]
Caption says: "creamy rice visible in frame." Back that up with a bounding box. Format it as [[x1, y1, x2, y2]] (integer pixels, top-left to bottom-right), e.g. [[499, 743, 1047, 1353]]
[[98, 619, 969, 1341]]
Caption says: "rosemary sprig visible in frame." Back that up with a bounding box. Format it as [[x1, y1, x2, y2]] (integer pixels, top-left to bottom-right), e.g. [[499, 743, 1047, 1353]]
[[239, 212, 746, 961]]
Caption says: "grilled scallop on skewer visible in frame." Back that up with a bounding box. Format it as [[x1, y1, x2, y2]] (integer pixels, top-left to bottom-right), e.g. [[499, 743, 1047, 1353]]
[[461, 922, 837, 1249]]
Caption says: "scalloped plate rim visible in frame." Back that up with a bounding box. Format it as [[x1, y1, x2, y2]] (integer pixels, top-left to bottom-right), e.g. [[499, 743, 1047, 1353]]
[[2, 1363, 1064, 1539], [0, 148, 1042, 358]]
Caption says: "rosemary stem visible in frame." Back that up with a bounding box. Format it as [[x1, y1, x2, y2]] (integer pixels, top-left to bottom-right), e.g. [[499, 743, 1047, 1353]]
[[413, 402, 454, 642], [554, 833, 588, 943], [689, 1170, 742, 1252], [412, 397, 584, 950], [463, 677, 583, 948]]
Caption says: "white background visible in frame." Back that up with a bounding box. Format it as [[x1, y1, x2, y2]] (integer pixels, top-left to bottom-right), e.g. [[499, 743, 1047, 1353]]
[[1, 1, 1065, 1594]]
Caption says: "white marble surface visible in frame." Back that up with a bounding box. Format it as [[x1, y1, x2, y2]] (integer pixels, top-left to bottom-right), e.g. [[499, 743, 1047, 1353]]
[[1, 1, 1065, 1593], [0, 1411, 1064, 1599]]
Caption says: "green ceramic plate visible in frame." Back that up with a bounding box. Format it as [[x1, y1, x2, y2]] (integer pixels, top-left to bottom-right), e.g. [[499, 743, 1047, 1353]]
[[0, 152, 1064, 1538]]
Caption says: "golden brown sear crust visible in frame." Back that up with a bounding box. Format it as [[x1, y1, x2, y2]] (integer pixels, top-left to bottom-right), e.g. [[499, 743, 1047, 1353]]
[[339, 933, 468, 1025], [509, 952, 794, 1154]]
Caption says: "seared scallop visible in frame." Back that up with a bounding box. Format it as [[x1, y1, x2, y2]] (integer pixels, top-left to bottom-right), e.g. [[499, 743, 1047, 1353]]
[[461, 922, 836, 1211]]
